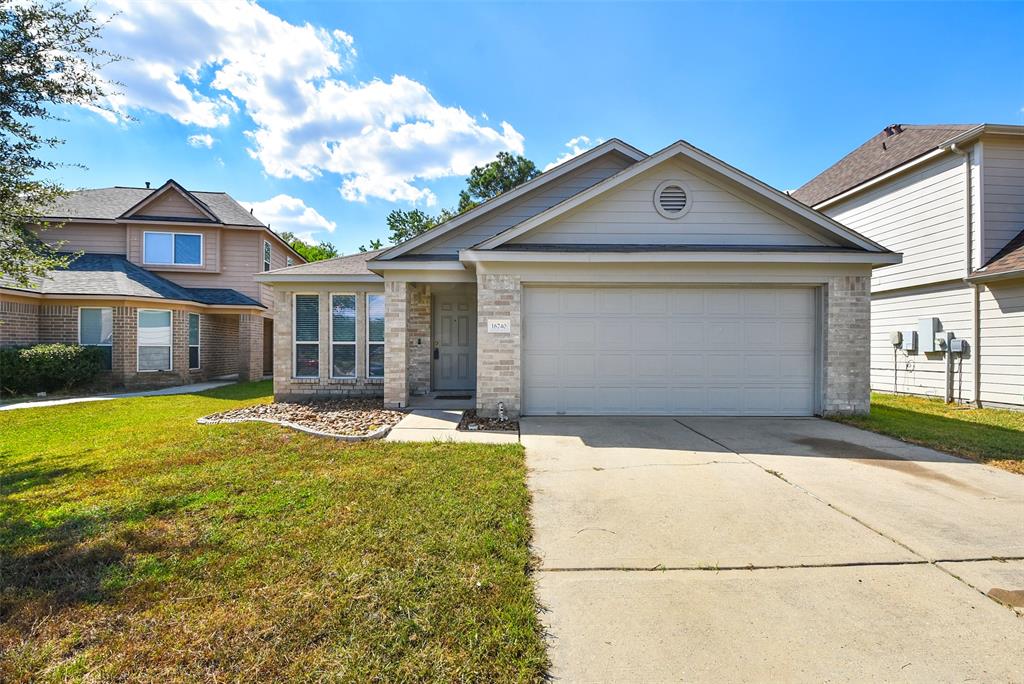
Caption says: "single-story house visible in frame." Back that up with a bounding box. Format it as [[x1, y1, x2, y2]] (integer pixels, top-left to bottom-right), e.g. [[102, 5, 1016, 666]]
[[256, 139, 899, 417]]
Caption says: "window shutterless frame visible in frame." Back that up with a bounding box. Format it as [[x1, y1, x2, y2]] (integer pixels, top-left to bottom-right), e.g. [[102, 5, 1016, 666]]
[[263, 240, 272, 272], [143, 231, 204, 266], [366, 293, 385, 379], [136, 309, 173, 372], [292, 293, 320, 378], [188, 312, 201, 370], [78, 307, 113, 370], [329, 293, 357, 379]]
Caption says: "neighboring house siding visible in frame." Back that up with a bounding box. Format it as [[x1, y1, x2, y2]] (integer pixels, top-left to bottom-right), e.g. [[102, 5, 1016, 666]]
[[259, 237, 290, 314], [978, 281, 1024, 406], [826, 152, 967, 292], [418, 151, 636, 254], [129, 191, 209, 219], [36, 223, 127, 254], [127, 224, 222, 273], [513, 159, 833, 246], [869, 284, 975, 401], [981, 138, 1024, 263]]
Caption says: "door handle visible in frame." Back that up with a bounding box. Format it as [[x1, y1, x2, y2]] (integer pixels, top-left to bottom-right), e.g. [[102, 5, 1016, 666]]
[[433, 348, 439, 360]]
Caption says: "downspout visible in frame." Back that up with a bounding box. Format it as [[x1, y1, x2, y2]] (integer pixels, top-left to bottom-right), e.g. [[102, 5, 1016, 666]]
[[946, 142, 981, 406]]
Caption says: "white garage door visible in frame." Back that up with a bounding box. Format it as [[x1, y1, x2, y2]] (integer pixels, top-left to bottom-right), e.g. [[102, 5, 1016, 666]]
[[522, 286, 817, 416]]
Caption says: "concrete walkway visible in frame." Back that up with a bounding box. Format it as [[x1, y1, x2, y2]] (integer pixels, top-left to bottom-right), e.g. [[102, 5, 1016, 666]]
[[524, 416, 1024, 682], [0, 380, 236, 411], [385, 409, 519, 443]]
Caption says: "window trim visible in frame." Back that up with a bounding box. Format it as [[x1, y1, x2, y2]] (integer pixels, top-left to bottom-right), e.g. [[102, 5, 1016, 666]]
[[292, 292, 320, 379], [143, 231, 204, 266], [366, 293, 385, 379], [329, 292, 357, 379], [286, 256, 294, 267], [263, 240, 272, 272], [188, 312, 201, 370], [136, 308, 173, 373], [78, 306, 113, 370]]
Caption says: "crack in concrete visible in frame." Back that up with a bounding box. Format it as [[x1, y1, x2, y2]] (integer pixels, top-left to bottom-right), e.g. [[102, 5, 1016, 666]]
[[540, 460, 749, 474], [539, 556, 1024, 573]]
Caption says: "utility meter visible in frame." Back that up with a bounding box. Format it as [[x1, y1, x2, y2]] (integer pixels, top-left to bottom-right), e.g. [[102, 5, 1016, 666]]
[[889, 330, 902, 346]]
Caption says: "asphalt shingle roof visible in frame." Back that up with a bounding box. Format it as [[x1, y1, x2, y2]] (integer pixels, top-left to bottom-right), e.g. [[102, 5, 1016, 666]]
[[40, 186, 266, 227], [792, 124, 977, 207], [0, 253, 263, 307], [262, 249, 385, 277], [974, 229, 1024, 279]]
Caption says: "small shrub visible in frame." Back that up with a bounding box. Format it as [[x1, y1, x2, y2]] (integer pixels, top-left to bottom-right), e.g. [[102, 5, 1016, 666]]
[[0, 344, 105, 397]]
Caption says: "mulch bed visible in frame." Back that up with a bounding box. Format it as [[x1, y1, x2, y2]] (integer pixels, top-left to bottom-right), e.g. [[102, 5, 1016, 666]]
[[202, 399, 406, 437], [457, 409, 519, 433]]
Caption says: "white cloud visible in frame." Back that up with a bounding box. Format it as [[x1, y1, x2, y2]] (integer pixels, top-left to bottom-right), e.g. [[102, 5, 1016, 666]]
[[187, 133, 215, 148], [93, 1, 524, 205], [544, 135, 604, 171], [242, 194, 337, 240]]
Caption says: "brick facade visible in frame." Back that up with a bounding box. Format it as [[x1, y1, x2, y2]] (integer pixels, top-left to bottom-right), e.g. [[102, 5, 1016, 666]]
[[0, 299, 39, 346], [407, 284, 432, 396], [38, 305, 77, 344], [203, 313, 240, 378], [383, 280, 409, 407], [237, 313, 264, 382], [822, 274, 872, 415], [475, 274, 522, 418]]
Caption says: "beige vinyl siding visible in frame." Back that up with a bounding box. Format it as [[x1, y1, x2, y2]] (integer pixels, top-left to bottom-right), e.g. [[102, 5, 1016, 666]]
[[978, 281, 1024, 407], [259, 238, 290, 314], [869, 284, 975, 401], [513, 158, 832, 246], [163, 229, 261, 299], [36, 222, 126, 254], [826, 152, 967, 292], [127, 224, 221, 273], [981, 137, 1024, 262], [415, 151, 635, 255], [128, 190, 209, 219]]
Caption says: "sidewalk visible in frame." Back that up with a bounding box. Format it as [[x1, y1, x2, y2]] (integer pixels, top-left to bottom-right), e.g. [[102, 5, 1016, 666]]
[[0, 380, 236, 411], [385, 409, 519, 443]]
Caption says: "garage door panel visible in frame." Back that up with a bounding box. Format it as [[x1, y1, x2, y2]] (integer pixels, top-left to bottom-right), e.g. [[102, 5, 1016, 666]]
[[522, 286, 817, 416]]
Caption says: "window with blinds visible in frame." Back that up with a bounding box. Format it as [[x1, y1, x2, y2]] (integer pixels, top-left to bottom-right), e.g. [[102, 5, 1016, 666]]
[[188, 313, 200, 369], [294, 294, 319, 377], [331, 294, 356, 378], [367, 294, 385, 379], [138, 310, 172, 371], [79, 307, 113, 370]]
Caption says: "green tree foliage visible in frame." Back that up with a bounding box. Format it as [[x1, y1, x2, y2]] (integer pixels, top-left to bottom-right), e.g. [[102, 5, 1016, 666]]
[[0, 0, 121, 286], [277, 231, 339, 262], [457, 151, 539, 213]]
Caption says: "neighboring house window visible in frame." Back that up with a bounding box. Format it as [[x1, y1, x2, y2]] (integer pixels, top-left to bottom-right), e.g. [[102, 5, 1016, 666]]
[[330, 294, 356, 378], [263, 240, 272, 272], [367, 294, 385, 379], [286, 256, 294, 267], [294, 294, 319, 377], [143, 231, 203, 265], [188, 313, 200, 370], [138, 310, 172, 371], [79, 307, 113, 370]]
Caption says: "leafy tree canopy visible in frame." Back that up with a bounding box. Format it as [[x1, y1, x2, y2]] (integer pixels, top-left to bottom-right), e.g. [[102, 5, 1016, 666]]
[[277, 231, 339, 262], [0, 0, 120, 286]]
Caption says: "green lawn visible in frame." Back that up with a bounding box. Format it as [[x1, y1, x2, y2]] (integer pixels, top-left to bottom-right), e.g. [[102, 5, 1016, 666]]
[[0, 381, 547, 682], [832, 392, 1024, 475]]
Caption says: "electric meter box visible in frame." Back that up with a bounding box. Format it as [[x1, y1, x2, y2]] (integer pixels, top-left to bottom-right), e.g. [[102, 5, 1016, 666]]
[[918, 318, 940, 352], [950, 338, 968, 353], [901, 329, 918, 352]]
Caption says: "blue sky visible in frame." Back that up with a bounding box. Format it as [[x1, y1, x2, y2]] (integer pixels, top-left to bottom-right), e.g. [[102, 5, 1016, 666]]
[[46, 1, 1024, 254]]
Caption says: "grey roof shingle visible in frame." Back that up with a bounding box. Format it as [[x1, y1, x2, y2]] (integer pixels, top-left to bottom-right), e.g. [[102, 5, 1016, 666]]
[[973, 228, 1024, 279], [0, 253, 263, 307], [40, 185, 266, 227], [792, 124, 977, 207], [262, 249, 385, 277]]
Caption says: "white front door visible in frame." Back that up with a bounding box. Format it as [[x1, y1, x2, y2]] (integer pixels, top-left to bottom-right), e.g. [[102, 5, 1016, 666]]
[[522, 286, 817, 416], [432, 293, 476, 391]]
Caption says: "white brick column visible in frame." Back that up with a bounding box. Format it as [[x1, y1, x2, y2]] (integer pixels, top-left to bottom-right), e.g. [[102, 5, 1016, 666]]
[[476, 273, 521, 418], [384, 280, 409, 407], [822, 274, 871, 415]]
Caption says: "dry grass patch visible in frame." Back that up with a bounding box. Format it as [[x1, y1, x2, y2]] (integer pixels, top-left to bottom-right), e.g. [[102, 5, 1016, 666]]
[[0, 381, 547, 681]]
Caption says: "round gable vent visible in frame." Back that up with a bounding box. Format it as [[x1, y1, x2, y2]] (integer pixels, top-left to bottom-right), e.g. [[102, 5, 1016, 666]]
[[654, 180, 692, 219]]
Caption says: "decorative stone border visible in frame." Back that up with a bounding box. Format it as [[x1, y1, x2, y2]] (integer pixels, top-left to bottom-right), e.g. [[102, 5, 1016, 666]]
[[197, 415, 394, 442]]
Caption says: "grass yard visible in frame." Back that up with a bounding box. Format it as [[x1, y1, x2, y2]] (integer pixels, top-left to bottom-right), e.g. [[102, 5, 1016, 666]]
[[832, 392, 1024, 475], [0, 381, 547, 682]]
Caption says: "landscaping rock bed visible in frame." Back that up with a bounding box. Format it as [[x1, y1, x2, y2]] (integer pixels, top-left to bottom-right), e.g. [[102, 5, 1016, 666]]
[[457, 409, 519, 433], [199, 399, 406, 440]]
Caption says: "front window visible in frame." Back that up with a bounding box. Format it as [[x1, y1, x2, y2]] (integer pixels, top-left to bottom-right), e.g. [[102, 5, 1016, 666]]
[[79, 307, 112, 370], [138, 310, 172, 371], [367, 294, 385, 378], [294, 294, 319, 377], [263, 240, 272, 272], [331, 294, 356, 378], [144, 232, 202, 265], [188, 313, 200, 369]]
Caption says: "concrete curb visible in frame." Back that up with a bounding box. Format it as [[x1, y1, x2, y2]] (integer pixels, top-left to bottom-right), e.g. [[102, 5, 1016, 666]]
[[197, 416, 393, 442]]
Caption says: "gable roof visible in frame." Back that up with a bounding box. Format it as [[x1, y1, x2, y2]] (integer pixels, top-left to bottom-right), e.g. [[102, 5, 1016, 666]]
[[39, 184, 267, 227], [120, 179, 220, 223], [792, 124, 979, 207], [0, 253, 263, 307], [474, 140, 892, 253], [254, 249, 385, 282], [375, 139, 647, 260], [969, 228, 1024, 282]]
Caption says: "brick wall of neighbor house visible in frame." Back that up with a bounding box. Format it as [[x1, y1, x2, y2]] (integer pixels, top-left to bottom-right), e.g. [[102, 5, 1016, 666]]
[[203, 313, 239, 378], [475, 273, 522, 418], [0, 299, 40, 346], [273, 286, 385, 401], [238, 313, 264, 382], [822, 274, 872, 415], [407, 284, 432, 396], [38, 305, 77, 344]]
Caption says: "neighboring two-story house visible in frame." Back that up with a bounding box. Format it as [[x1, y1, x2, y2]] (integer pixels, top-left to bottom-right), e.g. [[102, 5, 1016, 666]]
[[0, 179, 305, 389], [794, 124, 1024, 408]]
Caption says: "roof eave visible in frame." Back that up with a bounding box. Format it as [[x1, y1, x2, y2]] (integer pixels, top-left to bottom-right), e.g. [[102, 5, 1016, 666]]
[[459, 248, 901, 266]]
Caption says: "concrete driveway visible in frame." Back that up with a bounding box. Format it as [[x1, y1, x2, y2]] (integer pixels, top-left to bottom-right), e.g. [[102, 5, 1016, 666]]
[[523, 417, 1024, 682]]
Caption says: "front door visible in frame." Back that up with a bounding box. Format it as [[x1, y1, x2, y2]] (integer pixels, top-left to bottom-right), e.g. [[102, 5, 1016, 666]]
[[432, 293, 476, 391]]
